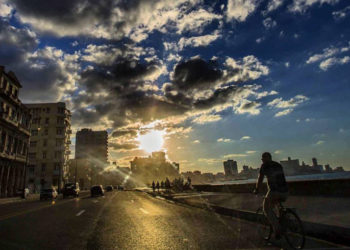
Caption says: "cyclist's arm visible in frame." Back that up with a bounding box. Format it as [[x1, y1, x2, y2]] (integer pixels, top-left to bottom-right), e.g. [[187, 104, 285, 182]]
[[255, 173, 264, 192]]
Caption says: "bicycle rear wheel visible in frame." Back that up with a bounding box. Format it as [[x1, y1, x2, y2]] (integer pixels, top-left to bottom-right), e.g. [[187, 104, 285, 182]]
[[281, 208, 305, 249], [255, 207, 272, 241]]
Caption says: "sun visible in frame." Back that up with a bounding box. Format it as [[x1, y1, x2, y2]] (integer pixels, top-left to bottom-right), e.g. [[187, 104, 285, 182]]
[[138, 129, 165, 153]]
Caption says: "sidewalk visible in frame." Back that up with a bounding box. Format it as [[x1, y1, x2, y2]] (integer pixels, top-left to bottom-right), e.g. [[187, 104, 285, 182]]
[[0, 194, 40, 205]]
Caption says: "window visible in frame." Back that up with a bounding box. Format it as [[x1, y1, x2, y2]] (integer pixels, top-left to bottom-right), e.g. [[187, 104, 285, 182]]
[[31, 130, 38, 136], [46, 108, 50, 113], [43, 139, 47, 147], [57, 117, 64, 124], [55, 151, 62, 159], [56, 128, 63, 135], [29, 153, 36, 159], [54, 162, 61, 170], [41, 163, 46, 172], [45, 118, 49, 124], [42, 151, 47, 159], [44, 128, 48, 136], [56, 138, 63, 146], [30, 141, 37, 147]]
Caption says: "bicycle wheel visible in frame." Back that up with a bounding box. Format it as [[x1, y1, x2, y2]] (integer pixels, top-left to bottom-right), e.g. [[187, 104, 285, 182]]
[[281, 208, 305, 249], [255, 207, 272, 241]]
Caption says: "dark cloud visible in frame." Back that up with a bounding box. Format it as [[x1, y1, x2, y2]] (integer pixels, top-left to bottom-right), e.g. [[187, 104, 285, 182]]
[[112, 129, 138, 138], [0, 19, 78, 102], [172, 58, 222, 91], [109, 142, 138, 151]]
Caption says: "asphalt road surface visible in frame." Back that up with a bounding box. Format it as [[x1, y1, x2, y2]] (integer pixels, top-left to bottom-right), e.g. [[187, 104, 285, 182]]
[[0, 191, 344, 249]]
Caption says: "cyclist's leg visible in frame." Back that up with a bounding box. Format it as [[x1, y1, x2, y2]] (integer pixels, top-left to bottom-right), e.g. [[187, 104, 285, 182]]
[[263, 190, 281, 236]]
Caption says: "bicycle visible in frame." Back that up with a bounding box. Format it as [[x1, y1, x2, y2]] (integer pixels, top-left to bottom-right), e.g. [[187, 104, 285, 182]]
[[255, 194, 305, 249]]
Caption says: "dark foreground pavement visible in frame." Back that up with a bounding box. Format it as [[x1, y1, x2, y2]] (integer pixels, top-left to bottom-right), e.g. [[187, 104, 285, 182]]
[[0, 191, 344, 250]]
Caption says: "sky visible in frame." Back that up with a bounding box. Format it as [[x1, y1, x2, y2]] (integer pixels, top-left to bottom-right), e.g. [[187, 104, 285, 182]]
[[0, 0, 349, 173]]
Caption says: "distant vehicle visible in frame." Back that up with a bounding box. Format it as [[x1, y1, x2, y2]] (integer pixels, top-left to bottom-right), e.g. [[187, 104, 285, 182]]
[[117, 185, 124, 191], [90, 185, 104, 197], [40, 188, 58, 200], [62, 183, 80, 198], [105, 185, 113, 192]]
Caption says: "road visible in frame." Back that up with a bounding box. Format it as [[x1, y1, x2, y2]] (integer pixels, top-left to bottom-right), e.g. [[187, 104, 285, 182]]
[[0, 191, 343, 249]]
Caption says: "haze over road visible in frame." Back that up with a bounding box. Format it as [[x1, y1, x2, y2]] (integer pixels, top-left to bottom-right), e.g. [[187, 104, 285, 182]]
[[0, 191, 342, 249]]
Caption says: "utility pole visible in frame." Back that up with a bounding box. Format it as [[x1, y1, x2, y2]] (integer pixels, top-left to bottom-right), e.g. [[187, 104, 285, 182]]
[[75, 160, 77, 184]]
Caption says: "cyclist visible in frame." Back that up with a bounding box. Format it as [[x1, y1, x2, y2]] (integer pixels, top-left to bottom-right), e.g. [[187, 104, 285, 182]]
[[253, 152, 288, 240]]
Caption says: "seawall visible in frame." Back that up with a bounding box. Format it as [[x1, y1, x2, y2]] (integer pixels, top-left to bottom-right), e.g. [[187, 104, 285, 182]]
[[193, 178, 350, 196]]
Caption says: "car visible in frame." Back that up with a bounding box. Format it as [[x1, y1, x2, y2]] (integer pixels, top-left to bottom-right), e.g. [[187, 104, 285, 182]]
[[62, 183, 80, 198], [90, 185, 104, 197], [117, 185, 124, 191], [40, 188, 58, 200], [105, 185, 113, 192]]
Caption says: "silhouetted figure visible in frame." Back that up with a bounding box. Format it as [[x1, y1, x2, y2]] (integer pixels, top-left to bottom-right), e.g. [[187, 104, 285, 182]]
[[254, 152, 288, 240], [156, 181, 160, 192], [165, 177, 171, 191], [161, 181, 165, 189], [152, 181, 155, 192], [187, 176, 191, 186]]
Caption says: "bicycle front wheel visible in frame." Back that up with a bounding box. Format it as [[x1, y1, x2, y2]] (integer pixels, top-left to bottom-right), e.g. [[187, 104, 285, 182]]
[[255, 207, 272, 241], [281, 208, 305, 249]]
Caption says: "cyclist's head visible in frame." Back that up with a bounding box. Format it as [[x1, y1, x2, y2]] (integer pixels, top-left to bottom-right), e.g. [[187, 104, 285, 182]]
[[261, 152, 272, 163]]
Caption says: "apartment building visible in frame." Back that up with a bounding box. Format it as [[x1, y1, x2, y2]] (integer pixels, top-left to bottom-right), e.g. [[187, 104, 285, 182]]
[[0, 66, 31, 197], [25, 102, 71, 192], [75, 128, 108, 167]]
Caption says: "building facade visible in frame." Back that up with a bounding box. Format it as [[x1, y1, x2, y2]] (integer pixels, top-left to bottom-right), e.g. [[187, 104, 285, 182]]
[[25, 102, 71, 192], [0, 66, 31, 197], [223, 159, 238, 177], [130, 151, 179, 184], [280, 157, 300, 175], [75, 128, 108, 167]]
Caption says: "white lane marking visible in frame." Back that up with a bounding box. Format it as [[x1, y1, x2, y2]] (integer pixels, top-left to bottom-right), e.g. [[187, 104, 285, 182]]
[[76, 210, 85, 216], [139, 208, 149, 214], [156, 196, 165, 200], [92, 200, 99, 203], [168, 200, 175, 204]]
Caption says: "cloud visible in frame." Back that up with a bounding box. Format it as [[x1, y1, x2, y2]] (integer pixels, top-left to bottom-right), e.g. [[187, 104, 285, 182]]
[[178, 32, 221, 50], [246, 150, 256, 154], [226, 0, 260, 22], [274, 150, 282, 154], [0, 1, 12, 18], [319, 56, 350, 71], [306, 42, 350, 70], [175, 8, 222, 34], [263, 17, 277, 29], [265, 0, 285, 13], [268, 95, 308, 117], [223, 153, 247, 158], [192, 114, 222, 124], [267, 95, 309, 109], [333, 6, 350, 20], [275, 108, 293, 117], [217, 138, 232, 143], [0, 19, 79, 102], [240, 136, 251, 140], [288, 0, 340, 13], [10, 0, 211, 41], [193, 140, 200, 144], [109, 142, 139, 152], [315, 140, 325, 145]]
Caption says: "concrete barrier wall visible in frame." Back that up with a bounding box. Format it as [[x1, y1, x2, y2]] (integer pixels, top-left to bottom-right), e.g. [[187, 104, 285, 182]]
[[193, 178, 350, 196]]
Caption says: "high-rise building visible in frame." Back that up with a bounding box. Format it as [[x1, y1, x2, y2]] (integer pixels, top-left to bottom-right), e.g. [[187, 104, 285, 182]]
[[25, 102, 72, 192], [223, 159, 238, 177], [75, 129, 108, 166], [311, 157, 323, 172], [0, 66, 31, 197], [280, 157, 300, 175]]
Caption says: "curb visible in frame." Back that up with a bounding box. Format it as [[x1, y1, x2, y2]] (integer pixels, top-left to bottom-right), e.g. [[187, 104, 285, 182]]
[[147, 191, 350, 247]]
